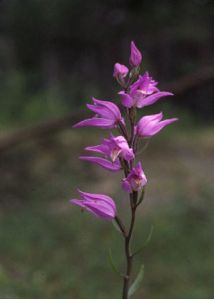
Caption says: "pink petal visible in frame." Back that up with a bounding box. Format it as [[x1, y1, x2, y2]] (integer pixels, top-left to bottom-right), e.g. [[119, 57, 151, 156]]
[[73, 118, 115, 129], [137, 91, 173, 108], [79, 156, 121, 172]]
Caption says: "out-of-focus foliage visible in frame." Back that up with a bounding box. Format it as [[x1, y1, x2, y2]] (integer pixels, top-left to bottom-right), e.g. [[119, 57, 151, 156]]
[[0, 0, 213, 126], [0, 129, 213, 298]]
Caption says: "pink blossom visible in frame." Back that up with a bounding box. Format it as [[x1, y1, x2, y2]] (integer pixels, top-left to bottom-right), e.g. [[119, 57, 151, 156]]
[[122, 162, 147, 193], [70, 190, 116, 220], [73, 98, 123, 129], [80, 134, 135, 172], [113, 63, 129, 78], [129, 41, 142, 67], [136, 112, 178, 138], [85, 134, 134, 162], [119, 72, 173, 108]]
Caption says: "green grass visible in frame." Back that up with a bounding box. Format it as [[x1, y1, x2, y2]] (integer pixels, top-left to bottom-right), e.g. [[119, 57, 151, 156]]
[[0, 127, 213, 298]]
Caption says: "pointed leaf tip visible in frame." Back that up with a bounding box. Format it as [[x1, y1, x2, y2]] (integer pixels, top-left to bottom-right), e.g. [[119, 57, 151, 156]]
[[108, 248, 123, 277], [128, 264, 144, 298]]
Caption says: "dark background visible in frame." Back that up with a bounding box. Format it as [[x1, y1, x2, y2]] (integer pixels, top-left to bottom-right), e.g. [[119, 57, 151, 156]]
[[0, 0, 213, 298]]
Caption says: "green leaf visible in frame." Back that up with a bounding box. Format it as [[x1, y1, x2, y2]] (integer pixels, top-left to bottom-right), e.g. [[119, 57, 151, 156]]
[[112, 219, 121, 233], [133, 225, 154, 256], [136, 188, 145, 207], [128, 264, 144, 298], [144, 224, 154, 247], [108, 248, 123, 277]]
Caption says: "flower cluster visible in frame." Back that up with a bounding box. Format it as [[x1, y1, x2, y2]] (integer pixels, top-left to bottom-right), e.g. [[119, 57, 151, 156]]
[[70, 41, 177, 220]]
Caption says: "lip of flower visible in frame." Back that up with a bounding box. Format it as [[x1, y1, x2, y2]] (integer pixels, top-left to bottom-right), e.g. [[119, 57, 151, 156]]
[[70, 190, 116, 220], [73, 97, 123, 129], [110, 148, 122, 162], [131, 176, 143, 189], [136, 112, 178, 138]]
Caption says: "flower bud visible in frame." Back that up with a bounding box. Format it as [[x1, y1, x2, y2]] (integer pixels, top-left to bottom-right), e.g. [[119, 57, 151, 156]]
[[70, 190, 116, 220], [129, 41, 142, 67], [113, 63, 129, 78]]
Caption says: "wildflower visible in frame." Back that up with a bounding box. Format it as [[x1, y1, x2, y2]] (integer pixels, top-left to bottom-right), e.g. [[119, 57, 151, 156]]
[[136, 112, 178, 138], [113, 63, 129, 78], [119, 72, 173, 108], [129, 41, 142, 67], [70, 190, 116, 220], [85, 134, 134, 162], [73, 98, 123, 129], [122, 162, 147, 193]]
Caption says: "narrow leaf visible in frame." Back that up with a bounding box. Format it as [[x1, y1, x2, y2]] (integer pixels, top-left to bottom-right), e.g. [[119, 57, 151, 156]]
[[133, 225, 154, 256], [112, 219, 122, 233], [108, 248, 123, 277], [136, 188, 145, 207], [144, 224, 154, 247], [128, 264, 144, 298]]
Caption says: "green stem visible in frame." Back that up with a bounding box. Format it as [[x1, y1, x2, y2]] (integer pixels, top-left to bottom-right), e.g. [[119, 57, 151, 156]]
[[122, 193, 138, 299]]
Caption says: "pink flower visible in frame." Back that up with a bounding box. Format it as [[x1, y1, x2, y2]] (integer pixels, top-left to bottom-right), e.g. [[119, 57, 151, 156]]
[[73, 98, 123, 129], [85, 134, 134, 162], [122, 162, 147, 193], [80, 134, 135, 172], [113, 63, 129, 78], [129, 41, 142, 67], [136, 112, 178, 138], [70, 190, 116, 220], [119, 72, 173, 108]]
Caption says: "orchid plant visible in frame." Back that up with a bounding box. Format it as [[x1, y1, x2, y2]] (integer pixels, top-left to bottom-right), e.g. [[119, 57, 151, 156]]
[[70, 41, 178, 298]]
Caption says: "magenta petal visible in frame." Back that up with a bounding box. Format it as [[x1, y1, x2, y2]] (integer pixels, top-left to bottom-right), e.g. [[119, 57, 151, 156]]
[[113, 63, 129, 78], [85, 202, 116, 219], [87, 104, 115, 120], [137, 113, 178, 137], [85, 144, 109, 155], [118, 91, 134, 108], [137, 91, 173, 108], [129, 41, 142, 67], [122, 179, 132, 193], [73, 118, 115, 129], [78, 190, 115, 204], [79, 156, 121, 172], [148, 118, 178, 136], [92, 98, 122, 120], [69, 199, 85, 208], [70, 190, 116, 220]]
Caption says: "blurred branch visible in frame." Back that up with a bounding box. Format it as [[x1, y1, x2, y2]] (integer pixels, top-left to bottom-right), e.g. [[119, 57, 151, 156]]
[[164, 65, 214, 94], [0, 112, 87, 153], [0, 65, 213, 153]]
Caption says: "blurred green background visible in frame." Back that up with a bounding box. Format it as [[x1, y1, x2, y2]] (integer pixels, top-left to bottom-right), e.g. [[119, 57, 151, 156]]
[[0, 0, 213, 298]]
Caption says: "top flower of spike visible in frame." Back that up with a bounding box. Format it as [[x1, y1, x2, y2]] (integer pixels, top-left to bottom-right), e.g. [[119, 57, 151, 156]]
[[129, 41, 142, 67], [116, 41, 173, 108]]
